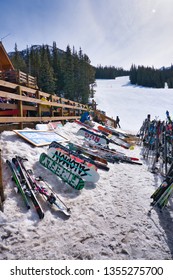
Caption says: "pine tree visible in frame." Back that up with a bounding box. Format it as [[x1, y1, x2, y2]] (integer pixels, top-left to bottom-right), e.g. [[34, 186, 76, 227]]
[[62, 45, 75, 99], [11, 43, 27, 72], [52, 41, 64, 94], [29, 46, 41, 79], [38, 45, 56, 93]]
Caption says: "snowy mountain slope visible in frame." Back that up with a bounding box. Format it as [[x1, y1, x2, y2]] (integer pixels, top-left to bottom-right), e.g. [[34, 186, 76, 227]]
[[95, 77, 173, 133]]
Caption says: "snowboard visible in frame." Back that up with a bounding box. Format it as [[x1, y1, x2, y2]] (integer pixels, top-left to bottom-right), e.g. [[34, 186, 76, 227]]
[[77, 127, 108, 146], [39, 153, 85, 190], [49, 145, 98, 171], [47, 147, 100, 183]]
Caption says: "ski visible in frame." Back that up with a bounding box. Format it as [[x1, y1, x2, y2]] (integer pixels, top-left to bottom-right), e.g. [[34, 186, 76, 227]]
[[98, 125, 128, 139], [21, 166, 71, 216], [68, 142, 142, 165], [75, 120, 100, 133], [105, 133, 132, 149], [85, 140, 139, 161], [49, 141, 110, 171], [67, 142, 108, 165], [39, 153, 85, 190], [150, 182, 173, 211], [157, 183, 173, 209], [6, 159, 31, 210], [12, 157, 44, 219]]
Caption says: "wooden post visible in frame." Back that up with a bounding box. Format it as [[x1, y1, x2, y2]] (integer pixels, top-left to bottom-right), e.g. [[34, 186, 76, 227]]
[[50, 94, 53, 117], [17, 85, 23, 129], [36, 90, 41, 117], [27, 74, 29, 87], [0, 149, 5, 211]]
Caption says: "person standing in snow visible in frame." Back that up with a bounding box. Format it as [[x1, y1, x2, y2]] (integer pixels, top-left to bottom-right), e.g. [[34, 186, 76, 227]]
[[116, 116, 121, 128]]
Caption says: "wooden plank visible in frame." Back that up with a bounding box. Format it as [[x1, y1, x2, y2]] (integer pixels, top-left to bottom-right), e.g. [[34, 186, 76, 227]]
[[0, 89, 86, 110], [0, 80, 88, 109], [0, 109, 27, 116], [0, 115, 80, 123], [0, 103, 17, 110]]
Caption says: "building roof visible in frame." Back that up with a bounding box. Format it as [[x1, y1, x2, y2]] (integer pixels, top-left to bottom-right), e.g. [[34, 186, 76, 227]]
[[0, 41, 14, 71]]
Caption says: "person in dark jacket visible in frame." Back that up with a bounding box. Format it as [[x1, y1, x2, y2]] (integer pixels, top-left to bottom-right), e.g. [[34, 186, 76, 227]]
[[116, 116, 121, 128]]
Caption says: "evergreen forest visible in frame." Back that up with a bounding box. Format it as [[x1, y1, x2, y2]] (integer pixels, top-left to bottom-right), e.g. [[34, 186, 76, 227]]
[[95, 65, 129, 79], [129, 64, 173, 88], [10, 42, 96, 104], [9, 42, 173, 100]]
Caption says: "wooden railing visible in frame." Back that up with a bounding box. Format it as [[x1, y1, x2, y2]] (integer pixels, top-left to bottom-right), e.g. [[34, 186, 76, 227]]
[[0, 79, 117, 131], [0, 80, 89, 130], [0, 70, 37, 89], [93, 110, 117, 128]]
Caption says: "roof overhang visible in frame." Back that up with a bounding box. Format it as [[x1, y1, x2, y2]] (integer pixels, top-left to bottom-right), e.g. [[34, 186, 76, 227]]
[[0, 41, 14, 71]]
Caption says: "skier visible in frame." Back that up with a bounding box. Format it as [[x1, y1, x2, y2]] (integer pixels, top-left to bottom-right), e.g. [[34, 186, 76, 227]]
[[116, 116, 121, 128]]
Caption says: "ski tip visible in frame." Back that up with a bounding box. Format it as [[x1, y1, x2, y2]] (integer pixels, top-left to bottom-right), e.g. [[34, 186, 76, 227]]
[[66, 208, 71, 216], [39, 213, 45, 219], [60, 208, 71, 217]]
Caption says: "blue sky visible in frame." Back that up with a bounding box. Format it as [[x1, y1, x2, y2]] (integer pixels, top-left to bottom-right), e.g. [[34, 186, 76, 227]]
[[1, 0, 173, 69]]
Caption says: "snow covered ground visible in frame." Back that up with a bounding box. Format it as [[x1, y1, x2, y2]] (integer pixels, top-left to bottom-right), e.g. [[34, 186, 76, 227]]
[[0, 77, 173, 261], [95, 76, 173, 134]]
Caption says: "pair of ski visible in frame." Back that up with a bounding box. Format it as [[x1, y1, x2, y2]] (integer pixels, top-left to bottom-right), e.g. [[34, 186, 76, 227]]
[[98, 125, 129, 139], [150, 162, 173, 210], [67, 142, 108, 165], [71, 141, 142, 166], [7, 157, 70, 217], [97, 126, 132, 149]]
